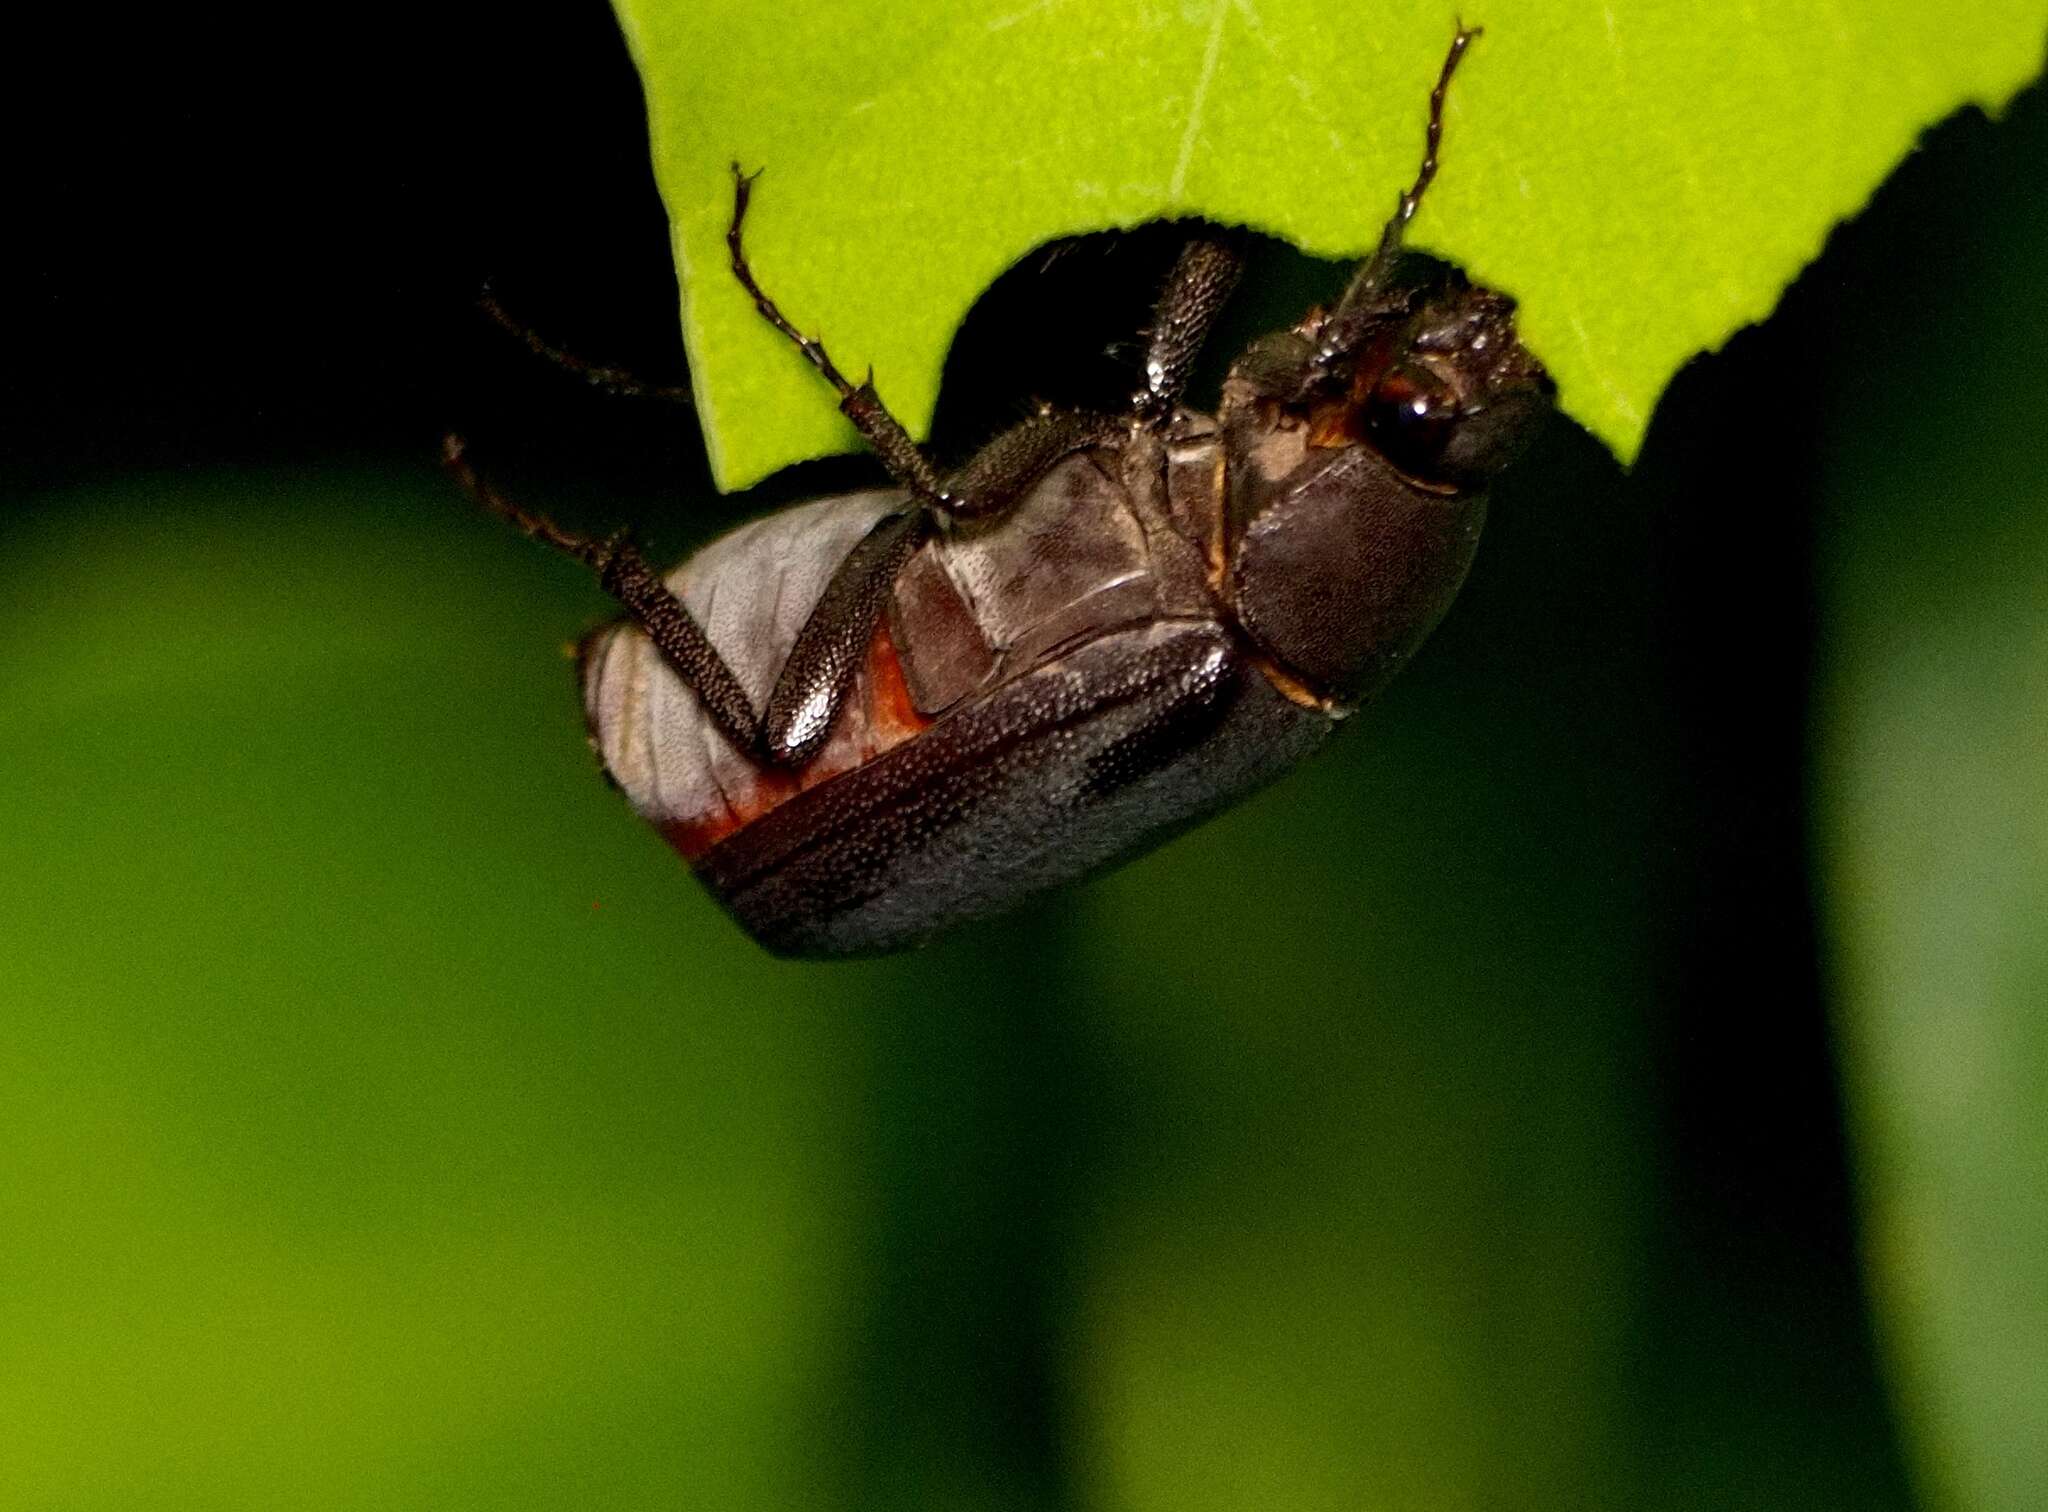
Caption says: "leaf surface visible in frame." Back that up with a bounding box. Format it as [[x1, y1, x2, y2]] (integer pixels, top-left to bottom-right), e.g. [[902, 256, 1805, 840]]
[[612, 0, 2046, 488]]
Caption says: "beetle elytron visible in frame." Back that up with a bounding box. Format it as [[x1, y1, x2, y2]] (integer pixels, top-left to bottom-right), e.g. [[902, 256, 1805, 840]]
[[450, 27, 1553, 956]]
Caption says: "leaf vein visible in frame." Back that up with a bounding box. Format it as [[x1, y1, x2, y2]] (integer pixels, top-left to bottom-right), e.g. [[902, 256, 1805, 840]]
[[1170, 0, 1232, 200]]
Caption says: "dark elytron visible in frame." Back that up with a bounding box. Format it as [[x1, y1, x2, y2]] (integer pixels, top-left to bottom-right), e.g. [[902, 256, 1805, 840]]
[[453, 26, 1554, 955]]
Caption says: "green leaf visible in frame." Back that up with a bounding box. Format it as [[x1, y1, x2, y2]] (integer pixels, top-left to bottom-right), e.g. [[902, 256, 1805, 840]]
[[1816, 131, 2048, 1510], [612, 0, 2046, 490]]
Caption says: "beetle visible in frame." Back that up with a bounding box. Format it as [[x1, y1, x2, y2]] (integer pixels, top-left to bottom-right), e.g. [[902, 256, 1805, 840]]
[[449, 26, 1553, 956]]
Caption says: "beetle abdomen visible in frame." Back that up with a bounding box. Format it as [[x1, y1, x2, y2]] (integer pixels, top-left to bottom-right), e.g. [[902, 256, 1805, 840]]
[[580, 489, 930, 854], [577, 448, 1330, 955], [700, 619, 1329, 956]]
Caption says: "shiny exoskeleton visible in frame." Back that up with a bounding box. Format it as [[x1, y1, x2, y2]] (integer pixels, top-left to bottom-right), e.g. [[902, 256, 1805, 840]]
[[454, 27, 1553, 956]]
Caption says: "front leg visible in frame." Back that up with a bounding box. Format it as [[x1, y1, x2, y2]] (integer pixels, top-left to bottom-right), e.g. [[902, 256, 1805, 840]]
[[1135, 238, 1244, 421]]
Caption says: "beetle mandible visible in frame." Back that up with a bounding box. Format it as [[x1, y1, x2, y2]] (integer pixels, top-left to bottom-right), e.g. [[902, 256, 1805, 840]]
[[451, 26, 1554, 956]]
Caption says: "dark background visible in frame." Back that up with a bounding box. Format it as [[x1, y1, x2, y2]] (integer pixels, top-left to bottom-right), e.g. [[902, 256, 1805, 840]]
[[7, 3, 2042, 1506]]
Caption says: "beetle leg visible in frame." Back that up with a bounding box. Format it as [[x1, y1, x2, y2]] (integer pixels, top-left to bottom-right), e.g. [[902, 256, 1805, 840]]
[[597, 545, 766, 757], [756, 397, 1136, 766], [444, 435, 764, 756], [1134, 238, 1244, 421], [721, 167, 1215, 764], [759, 508, 930, 766], [941, 407, 1123, 520], [755, 401, 1129, 764], [479, 285, 696, 405], [725, 164, 950, 506], [1334, 23, 1481, 315]]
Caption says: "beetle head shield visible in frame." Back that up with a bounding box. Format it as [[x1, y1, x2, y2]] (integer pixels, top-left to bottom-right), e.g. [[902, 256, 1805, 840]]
[[1218, 253, 1553, 705]]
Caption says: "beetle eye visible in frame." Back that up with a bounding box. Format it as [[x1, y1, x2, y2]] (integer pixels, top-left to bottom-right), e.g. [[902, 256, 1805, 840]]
[[1364, 361, 1461, 478]]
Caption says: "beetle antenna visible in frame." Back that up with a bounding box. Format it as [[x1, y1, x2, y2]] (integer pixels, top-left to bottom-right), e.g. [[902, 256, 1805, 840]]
[[1338, 23, 1481, 313], [479, 283, 695, 406], [443, 433, 611, 568]]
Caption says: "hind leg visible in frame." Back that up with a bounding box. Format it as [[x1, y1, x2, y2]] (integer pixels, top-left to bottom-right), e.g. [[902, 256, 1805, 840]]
[[444, 436, 764, 757]]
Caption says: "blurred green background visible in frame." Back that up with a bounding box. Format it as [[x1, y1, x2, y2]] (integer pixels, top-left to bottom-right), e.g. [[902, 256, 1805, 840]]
[[6, 6, 2043, 1508]]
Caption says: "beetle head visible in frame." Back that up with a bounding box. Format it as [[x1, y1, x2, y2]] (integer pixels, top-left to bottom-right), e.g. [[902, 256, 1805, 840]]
[[1218, 252, 1553, 705]]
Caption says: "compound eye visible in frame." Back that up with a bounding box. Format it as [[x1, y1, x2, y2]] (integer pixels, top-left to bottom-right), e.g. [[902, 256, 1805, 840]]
[[1364, 360, 1461, 479]]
